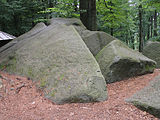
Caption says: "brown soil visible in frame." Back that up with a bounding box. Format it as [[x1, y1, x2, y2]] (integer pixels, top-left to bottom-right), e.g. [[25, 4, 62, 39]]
[[0, 69, 160, 120]]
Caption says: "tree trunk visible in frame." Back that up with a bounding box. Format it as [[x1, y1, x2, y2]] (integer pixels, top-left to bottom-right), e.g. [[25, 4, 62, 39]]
[[80, 0, 97, 31], [126, 33, 128, 45], [139, 4, 143, 52], [131, 36, 135, 50], [111, 28, 113, 36], [151, 15, 153, 38], [154, 10, 158, 36], [48, 0, 53, 8], [147, 17, 150, 40]]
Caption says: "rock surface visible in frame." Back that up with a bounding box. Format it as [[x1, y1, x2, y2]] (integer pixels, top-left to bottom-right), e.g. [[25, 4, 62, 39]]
[[126, 75, 160, 118], [143, 41, 160, 68], [49, 18, 86, 34], [0, 23, 107, 104], [15, 22, 47, 42], [81, 30, 116, 56], [0, 79, 2, 89], [50, 18, 116, 56], [0, 22, 47, 59], [96, 40, 156, 83]]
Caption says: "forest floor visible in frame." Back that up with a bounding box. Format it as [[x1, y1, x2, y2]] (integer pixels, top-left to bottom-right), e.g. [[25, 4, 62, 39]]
[[0, 70, 160, 120]]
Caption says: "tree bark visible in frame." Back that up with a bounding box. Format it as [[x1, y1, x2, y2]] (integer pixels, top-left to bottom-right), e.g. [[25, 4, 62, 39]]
[[151, 15, 153, 38], [139, 4, 143, 52], [126, 32, 128, 45], [131, 35, 135, 50], [48, 0, 53, 8], [103, 0, 114, 36], [111, 28, 113, 36], [147, 17, 150, 40], [80, 0, 97, 31], [154, 10, 158, 36]]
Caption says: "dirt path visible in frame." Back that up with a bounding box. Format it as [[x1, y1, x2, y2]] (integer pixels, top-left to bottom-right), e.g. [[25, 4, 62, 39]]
[[0, 70, 160, 120]]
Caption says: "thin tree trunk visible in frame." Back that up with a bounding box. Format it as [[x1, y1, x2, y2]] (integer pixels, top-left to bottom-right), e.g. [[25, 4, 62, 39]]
[[111, 28, 113, 36], [126, 33, 128, 45], [48, 0, 53, 8], [110, 1, 114, 36], [147, 17, 150, 40], [151, 15, 153, 38], [139, 4, 143, 52], [154, 10, 158, 36], [103, 0, 114, 36], [131, 35, 135, 50]]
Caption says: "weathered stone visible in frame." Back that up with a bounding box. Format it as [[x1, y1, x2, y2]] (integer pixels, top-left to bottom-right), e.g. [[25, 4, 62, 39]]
[[96, 40, 156, 83], [143, 41, 160, 68], [0, 79, 2, 89], [0, 24, 107, 104], [0, 22, 47, 59], [50, 18, 116, 56], [15, 22, 47, 42], [126, 75, 160, 118], [81, 30, 116, 56], [49, 18, 87, 34]]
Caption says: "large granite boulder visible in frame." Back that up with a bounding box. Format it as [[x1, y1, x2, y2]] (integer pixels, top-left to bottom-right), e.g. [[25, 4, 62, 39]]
[[126, 75, 160, 118], [49, 18, 87, 34], [0, 22, 47, 58], [0, 23, 107, 104], [96, 40, 156, 83], [143, 41, 160, 68], [50, 18, 116, 56], [15, 22, 47, 42], [81, 30, 116, 56]]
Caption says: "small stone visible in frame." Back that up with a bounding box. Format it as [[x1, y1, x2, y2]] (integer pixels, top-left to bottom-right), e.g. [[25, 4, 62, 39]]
[[16, 78, 21, 80], [32, 101, 35, 104], [10, 88, 15, 91], [2, 76, 9, 81], [0, 80, 3, 89], [69, 112, 74, 116]]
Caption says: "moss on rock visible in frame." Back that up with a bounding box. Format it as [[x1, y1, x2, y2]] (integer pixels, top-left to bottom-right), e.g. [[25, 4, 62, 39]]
[[0, 22, 107, 104], [96, 40, 156, 83], [143, 41, 160, 68]]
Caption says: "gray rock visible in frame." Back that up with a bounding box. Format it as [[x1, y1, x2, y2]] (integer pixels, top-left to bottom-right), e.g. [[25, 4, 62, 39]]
[[126, 75, 160, 118], [0, 24, 107, 104], [50, 18, 116, 56], [143, 41, 160, 68], [0, 22, 47, 59], [96, 40, 156, 83], [0, 79, 2, 89], [81, 30, 116, 56], [49, 18, 87, 34], [15, 22, 47, 42]]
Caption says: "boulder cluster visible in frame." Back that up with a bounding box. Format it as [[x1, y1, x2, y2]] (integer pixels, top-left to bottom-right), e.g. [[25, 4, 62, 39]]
[[0, 18, 158, 105]]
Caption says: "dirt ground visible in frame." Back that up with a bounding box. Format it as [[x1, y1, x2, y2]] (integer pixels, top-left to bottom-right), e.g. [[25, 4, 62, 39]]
[[0, 69, 160, 120]]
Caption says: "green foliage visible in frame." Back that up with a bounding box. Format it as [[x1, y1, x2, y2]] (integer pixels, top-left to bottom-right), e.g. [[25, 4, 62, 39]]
[[0, 0, 159, 51], [97, 0, 127, 30], [149, 36, 160, 42], [0, 0, 44, 36], [38, 0, 79, 18]]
